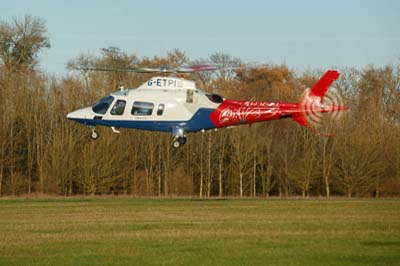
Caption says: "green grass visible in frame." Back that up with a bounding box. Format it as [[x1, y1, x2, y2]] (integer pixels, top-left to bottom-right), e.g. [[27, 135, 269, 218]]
[[0, 198, 399, 266]]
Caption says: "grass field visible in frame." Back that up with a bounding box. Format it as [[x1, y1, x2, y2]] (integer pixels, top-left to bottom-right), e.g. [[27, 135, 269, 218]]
[[0, 198, 399, 266]]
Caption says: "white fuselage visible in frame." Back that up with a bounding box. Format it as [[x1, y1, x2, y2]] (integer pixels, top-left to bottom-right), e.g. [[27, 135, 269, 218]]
[[67, 76, 222, 135]]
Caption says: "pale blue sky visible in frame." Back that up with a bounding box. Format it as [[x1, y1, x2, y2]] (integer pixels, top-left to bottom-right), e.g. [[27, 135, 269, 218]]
[[2, 0, 400, 75]]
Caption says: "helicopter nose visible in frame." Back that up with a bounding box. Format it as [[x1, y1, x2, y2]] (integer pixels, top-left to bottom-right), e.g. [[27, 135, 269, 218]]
[[67, 107, 92, 120]]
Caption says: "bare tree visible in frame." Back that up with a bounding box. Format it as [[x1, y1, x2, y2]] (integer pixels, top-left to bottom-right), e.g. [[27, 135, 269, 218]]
[[334, 118, 383, 197], [231, 127, 253, 197], [215, 130, 228, 197], [290, 129, 318, 197], [0, 15, 50, 71], [257, 125, 275, 197]]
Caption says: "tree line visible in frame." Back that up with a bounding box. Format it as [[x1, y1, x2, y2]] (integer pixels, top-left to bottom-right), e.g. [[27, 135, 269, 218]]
[[0, 16, 399, 197]]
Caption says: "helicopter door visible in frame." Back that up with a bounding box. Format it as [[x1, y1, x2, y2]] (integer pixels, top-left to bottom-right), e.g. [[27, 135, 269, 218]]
[[186, 89, 194, 103]]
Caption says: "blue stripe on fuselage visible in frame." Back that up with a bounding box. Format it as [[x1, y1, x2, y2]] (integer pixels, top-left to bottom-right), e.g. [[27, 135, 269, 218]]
[[185, 108, 215, 131], [69, 108, 216, 133]]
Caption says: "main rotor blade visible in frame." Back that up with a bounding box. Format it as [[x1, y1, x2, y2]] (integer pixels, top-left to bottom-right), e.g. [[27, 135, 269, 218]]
[[77, 66, 161, 73], [176, 64, 221, 73], [183, 64, 243, 73], [76, 64, 242, 74]]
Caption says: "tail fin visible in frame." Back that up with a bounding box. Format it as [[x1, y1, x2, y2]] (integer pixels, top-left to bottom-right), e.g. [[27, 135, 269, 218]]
[[305, 70, 340, 99], [292, 70, 345, 130]]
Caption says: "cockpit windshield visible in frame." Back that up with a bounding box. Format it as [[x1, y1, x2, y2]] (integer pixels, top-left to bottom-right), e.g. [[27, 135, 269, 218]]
[[92, 95, 114, 114]]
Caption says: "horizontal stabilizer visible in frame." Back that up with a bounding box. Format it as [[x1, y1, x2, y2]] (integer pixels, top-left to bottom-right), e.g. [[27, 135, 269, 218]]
[[292, 113, 308, 127]]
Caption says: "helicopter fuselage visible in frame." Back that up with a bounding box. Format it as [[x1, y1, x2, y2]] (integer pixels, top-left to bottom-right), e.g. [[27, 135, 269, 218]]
[[67, 77, 297, 133], [67, 71, 345, 147]]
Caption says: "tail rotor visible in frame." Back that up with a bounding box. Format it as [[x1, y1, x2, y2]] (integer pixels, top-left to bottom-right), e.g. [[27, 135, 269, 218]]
[[292, 70, 347, 135], [299, 87, 346, 128]]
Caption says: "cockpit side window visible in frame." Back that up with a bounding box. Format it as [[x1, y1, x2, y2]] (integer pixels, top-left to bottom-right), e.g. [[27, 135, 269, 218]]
[[131, 101, 154, 116], [110, 100, 126, 115], [92, 96, 115, 114]]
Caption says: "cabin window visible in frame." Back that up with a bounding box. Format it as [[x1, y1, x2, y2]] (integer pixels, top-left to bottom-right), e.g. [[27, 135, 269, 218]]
[[186, 89, 194, 103], [206, 93, 224, 103], [92, 95, 115, 114], [157, 104, 165, 116], [131, 101, 154, 116], [110, 100, 126, 115]]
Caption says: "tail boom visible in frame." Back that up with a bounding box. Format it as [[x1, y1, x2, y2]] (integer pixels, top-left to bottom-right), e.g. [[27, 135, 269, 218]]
[[208, 70, 346, 131], [209, 100, 298, 128]]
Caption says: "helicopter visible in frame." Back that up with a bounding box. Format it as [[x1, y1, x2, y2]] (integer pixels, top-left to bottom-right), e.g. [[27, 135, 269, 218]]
[[67, 65, 347, 148]]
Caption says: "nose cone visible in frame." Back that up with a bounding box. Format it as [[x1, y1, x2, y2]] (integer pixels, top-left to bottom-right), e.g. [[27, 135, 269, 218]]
[[67, 107, 92, 120]]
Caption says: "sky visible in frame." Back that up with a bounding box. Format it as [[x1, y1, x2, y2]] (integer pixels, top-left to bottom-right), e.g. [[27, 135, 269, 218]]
[[1, 0, 400, 76]]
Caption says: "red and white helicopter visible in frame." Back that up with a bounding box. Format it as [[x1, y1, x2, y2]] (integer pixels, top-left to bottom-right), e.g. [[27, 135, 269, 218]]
[[67, 65, 347, 148]]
